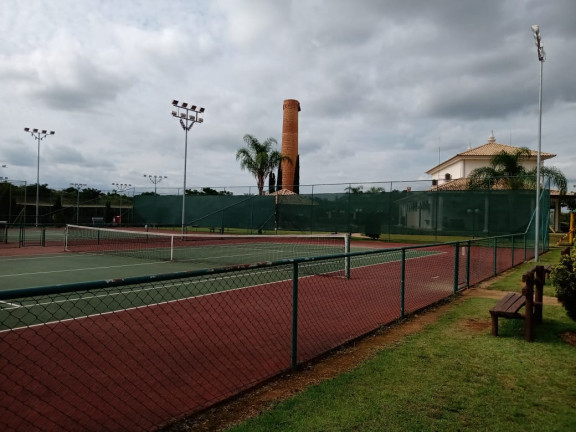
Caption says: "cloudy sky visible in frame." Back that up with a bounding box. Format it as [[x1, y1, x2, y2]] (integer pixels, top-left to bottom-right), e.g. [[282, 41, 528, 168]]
[[1, 0, 575, 195]]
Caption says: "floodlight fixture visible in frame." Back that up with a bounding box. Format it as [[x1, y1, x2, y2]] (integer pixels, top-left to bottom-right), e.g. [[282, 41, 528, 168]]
[[24, 127, 56, 226], [144, 174, 168, 194], [170, 99, 205, 235], [111, 183, 132, 226], [71, 182, 87, 224]]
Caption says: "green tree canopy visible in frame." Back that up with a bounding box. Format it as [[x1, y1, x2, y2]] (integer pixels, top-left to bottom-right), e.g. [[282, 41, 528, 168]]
[[468, 147, 567, 194], [236, 134, 290, 195]]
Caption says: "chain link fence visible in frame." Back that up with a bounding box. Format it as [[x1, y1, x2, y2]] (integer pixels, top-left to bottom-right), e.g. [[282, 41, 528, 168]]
[[133, 183, 549, 240], [0, 232, 538, 431]]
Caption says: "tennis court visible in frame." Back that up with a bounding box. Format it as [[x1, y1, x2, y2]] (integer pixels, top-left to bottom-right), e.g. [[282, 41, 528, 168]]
[[1, 229, 528, 431], [1, 240, 455, 432]]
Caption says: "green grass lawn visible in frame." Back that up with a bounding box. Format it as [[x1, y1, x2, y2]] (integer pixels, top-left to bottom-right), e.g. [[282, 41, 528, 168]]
[[486, 247, 562, 297], [227, 248, 576, 432]]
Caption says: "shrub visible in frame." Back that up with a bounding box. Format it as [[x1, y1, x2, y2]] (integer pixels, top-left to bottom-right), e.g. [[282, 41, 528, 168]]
[[551, 247, 576, 321]]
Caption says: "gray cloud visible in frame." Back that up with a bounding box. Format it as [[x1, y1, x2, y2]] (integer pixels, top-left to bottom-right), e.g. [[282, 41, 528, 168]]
[[1, 0, 575, 193]]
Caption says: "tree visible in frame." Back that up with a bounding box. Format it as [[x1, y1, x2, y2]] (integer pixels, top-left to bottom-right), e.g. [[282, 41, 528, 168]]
[[277, 165, 283, 191], [236, 134, 290, 195], [366, 186, 385, 194], [52, 195, 66, 226], [187, 187, 233, 196], [294, 155, 300, 194], [468, 147, 567, 193], [345, 185, 364, 194], [268, 172, 276, 194]]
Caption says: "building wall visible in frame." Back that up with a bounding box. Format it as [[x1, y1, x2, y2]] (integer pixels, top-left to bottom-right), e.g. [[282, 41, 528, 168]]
[[434, 159, 540, 184]]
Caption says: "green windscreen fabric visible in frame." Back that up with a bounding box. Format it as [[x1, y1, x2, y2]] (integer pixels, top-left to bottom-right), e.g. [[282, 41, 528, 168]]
[[133, 188, 550, 242]]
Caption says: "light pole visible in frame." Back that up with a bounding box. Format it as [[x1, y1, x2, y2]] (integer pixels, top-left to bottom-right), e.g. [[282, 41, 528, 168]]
[[24, 128, 55, 226], [71, 183, 87, 224], [171, 100, 205, 235], [143, 174, 167, 194], [112, 183, 132, 226], [532, 25, 546, 262]]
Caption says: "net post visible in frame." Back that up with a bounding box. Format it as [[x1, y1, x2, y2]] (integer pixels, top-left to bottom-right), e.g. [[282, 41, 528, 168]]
[[291, 261, 299, 370], [170, 235, 174, 261], [345, 233, 351, 279]]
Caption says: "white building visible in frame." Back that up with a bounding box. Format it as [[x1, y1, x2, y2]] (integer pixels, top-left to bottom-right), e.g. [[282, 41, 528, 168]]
[[426, 131, 555, 189], [398, 132, 559, 233]]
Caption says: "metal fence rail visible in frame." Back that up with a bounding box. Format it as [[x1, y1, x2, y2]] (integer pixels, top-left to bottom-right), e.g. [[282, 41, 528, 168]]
[[0, 233, 537, 431]]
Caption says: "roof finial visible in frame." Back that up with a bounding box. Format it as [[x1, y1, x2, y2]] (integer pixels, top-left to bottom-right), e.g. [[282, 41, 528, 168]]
[[488, 131, 496, 144]]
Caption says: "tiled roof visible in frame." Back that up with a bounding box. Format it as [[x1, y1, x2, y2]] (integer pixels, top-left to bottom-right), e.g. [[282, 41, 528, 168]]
[[426, 139, 556, 175], [429, 178, 529, 191], [458, 142, 555, 158]]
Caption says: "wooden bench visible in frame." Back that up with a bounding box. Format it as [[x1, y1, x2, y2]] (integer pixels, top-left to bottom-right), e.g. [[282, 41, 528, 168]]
[[490, 265, 546, 342]]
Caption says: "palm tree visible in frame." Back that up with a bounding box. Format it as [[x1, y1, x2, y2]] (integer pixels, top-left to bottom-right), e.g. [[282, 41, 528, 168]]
[[468, 147, 567, 194], [236, 134, 291, 195]]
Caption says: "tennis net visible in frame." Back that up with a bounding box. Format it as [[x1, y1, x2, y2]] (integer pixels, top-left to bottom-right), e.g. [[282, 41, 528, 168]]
[[65, 224, 350, 268]]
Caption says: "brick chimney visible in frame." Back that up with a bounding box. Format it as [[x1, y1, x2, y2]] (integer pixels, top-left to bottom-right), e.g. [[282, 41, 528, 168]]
[[280, 99, 300, 192]]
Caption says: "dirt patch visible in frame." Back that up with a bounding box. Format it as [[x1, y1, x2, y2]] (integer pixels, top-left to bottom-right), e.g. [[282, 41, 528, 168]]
[[461, 318, 492, 332], [561, 331, 576, 347]]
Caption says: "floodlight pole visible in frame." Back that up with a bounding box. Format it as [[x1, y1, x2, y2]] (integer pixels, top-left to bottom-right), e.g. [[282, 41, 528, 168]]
[[112, 182, 132, 226], [143, 174, 167, 194], [171, 100, 205, 236], [71, 183, 87, 224], [532, 25, 546, 262], [24, 128, 55, 226]]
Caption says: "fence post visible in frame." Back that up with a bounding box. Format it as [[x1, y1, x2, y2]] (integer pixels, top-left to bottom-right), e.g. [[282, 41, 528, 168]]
[[493, 237, 498, 276], [345, 233, 351, 279], [466, 240, 471, 288], [453, 242, 460, 293], [400, 248, 406, 318], [524, 233, 527, 261], [291, 261, 299, 370], [511, 234, 515, 267]]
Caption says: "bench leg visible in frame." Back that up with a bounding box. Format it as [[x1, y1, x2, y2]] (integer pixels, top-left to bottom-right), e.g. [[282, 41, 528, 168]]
[[490, 313, 499, 337], [524, 314, 533, 342]]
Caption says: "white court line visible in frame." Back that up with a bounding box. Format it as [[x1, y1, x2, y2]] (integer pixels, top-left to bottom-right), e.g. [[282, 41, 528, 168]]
[[0, 260, 171, 278], [0, 300, 21, 308], [1, 249, 444, 332], [0, 267, 296, 333]]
